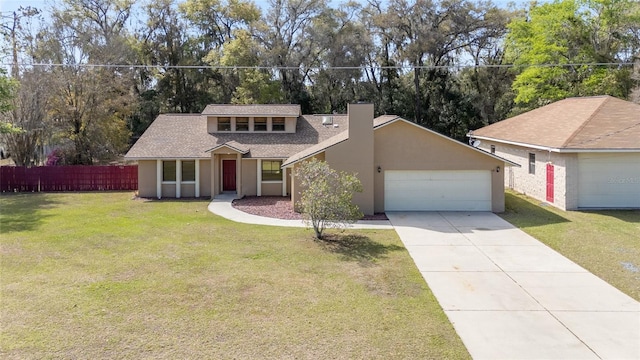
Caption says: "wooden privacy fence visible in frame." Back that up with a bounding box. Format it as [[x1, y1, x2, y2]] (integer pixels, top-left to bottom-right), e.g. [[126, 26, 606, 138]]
[[0, 165, 138, 192]]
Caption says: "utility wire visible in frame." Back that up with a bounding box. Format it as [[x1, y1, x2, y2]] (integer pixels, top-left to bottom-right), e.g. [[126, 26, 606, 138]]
[[0, 62, 635, 70]]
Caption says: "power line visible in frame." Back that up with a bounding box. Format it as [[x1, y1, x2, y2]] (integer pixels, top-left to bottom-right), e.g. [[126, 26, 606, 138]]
[[1, 61, 635, 70]]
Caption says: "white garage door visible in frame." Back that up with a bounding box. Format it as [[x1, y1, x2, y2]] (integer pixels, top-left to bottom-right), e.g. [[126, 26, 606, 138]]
[[384, 170, 492, 211], [578, 153, 640, 208]]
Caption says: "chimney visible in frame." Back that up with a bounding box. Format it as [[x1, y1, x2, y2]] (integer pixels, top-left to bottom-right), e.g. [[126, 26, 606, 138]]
[[346, 103, 375, 215]]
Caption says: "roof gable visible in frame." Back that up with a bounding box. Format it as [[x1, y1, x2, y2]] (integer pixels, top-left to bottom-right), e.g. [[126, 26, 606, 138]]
[[206, 141, 249, 154], [283, 116, 519, 167], [471, 96, 640, 150]]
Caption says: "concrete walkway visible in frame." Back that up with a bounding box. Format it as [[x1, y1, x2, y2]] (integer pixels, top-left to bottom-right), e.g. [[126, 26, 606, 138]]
[[207, 194, 393, 229], [387, 211, 640, 360]]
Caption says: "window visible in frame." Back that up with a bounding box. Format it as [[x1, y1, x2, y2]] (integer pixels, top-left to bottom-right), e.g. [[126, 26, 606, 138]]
[[262, 160, 283, 181], [272, 117, 285, 131], [218, 117, 231, 131], [182, 160, 195, 182], [529, 153, 535, 174], [163, 161, 176, 181], [254, 117, 267, 131], [236, 117, 249, 131], [490, 145, 495, 154]]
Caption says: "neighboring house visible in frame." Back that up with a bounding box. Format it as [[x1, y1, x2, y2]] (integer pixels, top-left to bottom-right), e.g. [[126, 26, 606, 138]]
[[469, 96, 640, 210], [125, 103, 517, 214]]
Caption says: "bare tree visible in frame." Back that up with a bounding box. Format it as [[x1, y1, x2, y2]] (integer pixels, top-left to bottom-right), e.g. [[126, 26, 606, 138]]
[[1, 69, 49, 166]]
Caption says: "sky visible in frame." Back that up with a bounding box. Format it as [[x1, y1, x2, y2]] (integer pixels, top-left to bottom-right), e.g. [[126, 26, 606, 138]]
[[1, 0, 539, 16]]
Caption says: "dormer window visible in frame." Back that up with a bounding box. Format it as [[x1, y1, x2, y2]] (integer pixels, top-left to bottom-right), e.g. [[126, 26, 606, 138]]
[[254, 117, 267, 131], [272, 117, 285, 131], [218, 117, 231, 131], [236, 117, 249, 131]]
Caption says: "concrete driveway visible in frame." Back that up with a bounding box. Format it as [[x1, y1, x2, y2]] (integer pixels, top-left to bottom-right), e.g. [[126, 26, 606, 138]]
[[387, 211, 640, 360]]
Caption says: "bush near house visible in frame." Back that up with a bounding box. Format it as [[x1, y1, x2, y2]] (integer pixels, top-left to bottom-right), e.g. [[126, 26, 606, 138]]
[[295, 158, 364, 239]]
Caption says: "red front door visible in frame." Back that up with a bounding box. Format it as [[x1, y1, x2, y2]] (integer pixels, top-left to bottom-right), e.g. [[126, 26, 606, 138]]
[[546, 163, 554, 203], [222, 160, 236, 191]]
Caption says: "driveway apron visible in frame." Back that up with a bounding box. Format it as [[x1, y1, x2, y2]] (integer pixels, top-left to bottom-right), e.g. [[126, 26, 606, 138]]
[[387, 211, 640, 360]]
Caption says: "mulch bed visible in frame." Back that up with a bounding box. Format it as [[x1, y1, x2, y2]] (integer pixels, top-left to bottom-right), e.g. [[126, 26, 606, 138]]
[[232, 196, 388, 221]]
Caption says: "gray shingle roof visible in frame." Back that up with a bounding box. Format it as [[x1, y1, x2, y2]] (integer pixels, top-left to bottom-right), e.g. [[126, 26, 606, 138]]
[[471, 96, 640, 150], [201, 104, 301, 117]]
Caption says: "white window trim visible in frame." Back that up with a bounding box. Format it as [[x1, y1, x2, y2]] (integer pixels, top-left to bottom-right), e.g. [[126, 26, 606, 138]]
[[260, 159, 284, 182], [176, 160, 181, 198], [256, 159, 262, 196], [156, 160, 162, 199], [257, 159, 287, 196], [157, 159, 201, 198]]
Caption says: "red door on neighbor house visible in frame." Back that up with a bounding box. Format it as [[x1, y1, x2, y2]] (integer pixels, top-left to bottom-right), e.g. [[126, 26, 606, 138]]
[[222, 160, 236, 191], [546, 163, 554, 203]]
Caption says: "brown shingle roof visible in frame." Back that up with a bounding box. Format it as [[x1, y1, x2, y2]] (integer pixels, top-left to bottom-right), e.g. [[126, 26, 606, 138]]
[[282, 132, 348, 167], [201, 104, 301, 116], [471, 96, 640, 150], [206, 141, 250, 154], [125, 114, 213, 159], [282, 115, 400, 167], [374, 115, 401, 127], [125, 114, 349, 160], [283, 115, 520, 167]]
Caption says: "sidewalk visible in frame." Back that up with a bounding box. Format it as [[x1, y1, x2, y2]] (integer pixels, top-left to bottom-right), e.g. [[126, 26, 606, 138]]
[[207, 194, 393, 229], [387, 211, 640, 360]]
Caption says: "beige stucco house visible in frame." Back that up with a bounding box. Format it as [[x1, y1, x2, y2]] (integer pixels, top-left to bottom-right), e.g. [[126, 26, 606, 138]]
[[469, 96, 640, 210], [125, 103, 517, 214]]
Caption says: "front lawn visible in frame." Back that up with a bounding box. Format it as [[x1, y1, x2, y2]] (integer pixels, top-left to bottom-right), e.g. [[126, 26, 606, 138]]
[[0, 192, 469, 359], [500, 191, 640, 301]]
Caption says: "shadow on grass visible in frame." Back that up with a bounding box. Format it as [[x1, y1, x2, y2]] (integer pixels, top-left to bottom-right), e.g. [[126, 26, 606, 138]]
[[318, 233, 404, 265], [0, 193, 57, 233], [585, 210, 640, 224], [500, 192, 570, 228]]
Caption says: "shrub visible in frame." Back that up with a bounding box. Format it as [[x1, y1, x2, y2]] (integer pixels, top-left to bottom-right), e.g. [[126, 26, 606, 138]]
[[294, 158, 363, 239]]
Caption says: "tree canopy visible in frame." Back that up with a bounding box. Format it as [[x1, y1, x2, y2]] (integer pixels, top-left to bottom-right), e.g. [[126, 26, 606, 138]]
[[0, 0, 638, 165], [505, 0, 640, 111]]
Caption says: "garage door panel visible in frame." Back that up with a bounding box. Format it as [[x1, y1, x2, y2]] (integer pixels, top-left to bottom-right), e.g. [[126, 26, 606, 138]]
[[578, 154, 640, 208], [384, 170, 491, 211]]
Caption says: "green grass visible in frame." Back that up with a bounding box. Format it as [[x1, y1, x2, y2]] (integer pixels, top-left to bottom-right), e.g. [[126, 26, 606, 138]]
[[500, 191, 640, 301], [0, 192, 469, 359]]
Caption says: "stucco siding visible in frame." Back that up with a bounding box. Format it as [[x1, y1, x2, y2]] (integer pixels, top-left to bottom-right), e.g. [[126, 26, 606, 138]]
[[138, 160, 157, 198], [290, 153, 324, 212], [375, 121, 505, 212], [261, 182, 282, 196], [286, 168, 291, 195], [242, 159, 257, 196], [324, 104, 375, 215], [199, 159, 211, 197], [181, 183, 195, 197], [161, 183, 176, 198]]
